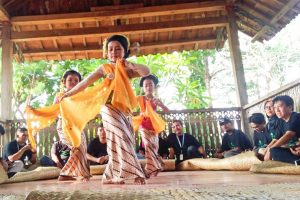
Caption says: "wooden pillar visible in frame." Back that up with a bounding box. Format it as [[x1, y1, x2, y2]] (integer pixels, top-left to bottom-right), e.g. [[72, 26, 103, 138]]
[[1, 22, 13, 120], [226, 6, 249, 134]]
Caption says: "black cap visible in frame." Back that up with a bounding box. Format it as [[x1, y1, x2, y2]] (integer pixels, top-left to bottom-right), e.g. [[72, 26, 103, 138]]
[[219, 117, 232, 125], [139, 74, 159, 87]]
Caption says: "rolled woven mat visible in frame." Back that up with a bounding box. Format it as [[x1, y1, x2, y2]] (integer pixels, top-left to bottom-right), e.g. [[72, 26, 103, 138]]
[[177, 151, 261, 171], [0, 164, 8, 184], [90, 160, 176, 175], [139, 159, 176, 171], [250, 160, 300, 174], [5, 166, 60, 184], [90, 164, 107, 175]]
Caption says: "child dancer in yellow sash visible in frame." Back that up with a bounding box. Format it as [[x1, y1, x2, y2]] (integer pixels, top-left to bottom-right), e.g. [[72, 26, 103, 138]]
[[134, 75, 169, 177], [55, 70, 91, 181]]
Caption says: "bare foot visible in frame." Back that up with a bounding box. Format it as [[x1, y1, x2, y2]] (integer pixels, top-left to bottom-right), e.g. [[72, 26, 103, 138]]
[[58, 175, 76, 181], [150, 170, 159, 177], [134, 177, 145, 185], [81, 177, 90, 182], [102, 179, 113, 184], [102, 178, 125, 184]]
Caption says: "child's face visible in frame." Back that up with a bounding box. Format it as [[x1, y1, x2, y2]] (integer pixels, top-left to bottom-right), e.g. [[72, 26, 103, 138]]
[[64, 74, 80, 91], [107, 41, 125, 62], [143, 79, 155, 96]]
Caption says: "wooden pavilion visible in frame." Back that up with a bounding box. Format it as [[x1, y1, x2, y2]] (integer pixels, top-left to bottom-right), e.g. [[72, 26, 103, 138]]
[[0, 0, 300, 155]]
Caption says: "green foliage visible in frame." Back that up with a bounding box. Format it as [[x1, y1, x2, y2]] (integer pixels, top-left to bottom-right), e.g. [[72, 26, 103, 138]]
[[12, 50, 212, 116]]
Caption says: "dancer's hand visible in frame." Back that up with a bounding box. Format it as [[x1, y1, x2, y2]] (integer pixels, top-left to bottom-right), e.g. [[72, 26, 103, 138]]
[[58, 92, 71, 102], [153, 98, 163, 107]]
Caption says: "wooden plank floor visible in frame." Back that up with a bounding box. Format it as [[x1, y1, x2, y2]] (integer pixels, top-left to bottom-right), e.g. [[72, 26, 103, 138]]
[[1, 171, 300, 196]]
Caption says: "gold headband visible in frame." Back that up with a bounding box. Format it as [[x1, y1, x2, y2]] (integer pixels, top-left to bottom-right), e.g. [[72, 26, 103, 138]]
[[102, 35, 130, 58]]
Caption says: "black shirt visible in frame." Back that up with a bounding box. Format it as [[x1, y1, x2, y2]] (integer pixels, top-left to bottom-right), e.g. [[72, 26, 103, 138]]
[[51, 141, 71, 166], [266, 115, 286, 140], [158, 137, 169, 157], [253, 130, 272, 150], [221, 129, 253, 152], [166, 133, 201, 162], [87, 137, 108, 165], [285, 112, 300, 145], [3, 139, 32, 163], [138, 137, 169, 157]]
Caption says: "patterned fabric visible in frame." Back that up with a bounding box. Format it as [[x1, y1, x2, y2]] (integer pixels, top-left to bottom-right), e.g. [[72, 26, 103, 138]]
[[101, 104, 145, 183], [60, 133, 91, 178], [140, 129, 164, 176]]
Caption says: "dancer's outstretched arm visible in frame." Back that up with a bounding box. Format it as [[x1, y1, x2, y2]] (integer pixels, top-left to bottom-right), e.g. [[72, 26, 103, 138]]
[[60, 67, 105, 100]]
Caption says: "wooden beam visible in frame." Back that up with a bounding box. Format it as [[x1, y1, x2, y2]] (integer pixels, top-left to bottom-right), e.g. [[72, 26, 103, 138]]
[[11, 16, 227, 42], [226, 6, 249, 133], [90, 3, 144, 12], [1, 23, 13, 120], [252, 0, 300, 42], [11, 1, 226, 25], [18, 36, 216, 56], [0, 5, 10, 21], [237, 3, 280, 30]]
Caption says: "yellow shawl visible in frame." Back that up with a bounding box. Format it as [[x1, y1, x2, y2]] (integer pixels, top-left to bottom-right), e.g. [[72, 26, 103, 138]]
[[26, 59, 137, 148], [132, 96, 166, 135]]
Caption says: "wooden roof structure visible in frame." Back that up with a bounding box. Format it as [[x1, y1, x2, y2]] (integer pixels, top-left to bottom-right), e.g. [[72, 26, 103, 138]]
[[0, 0, 299, 62]]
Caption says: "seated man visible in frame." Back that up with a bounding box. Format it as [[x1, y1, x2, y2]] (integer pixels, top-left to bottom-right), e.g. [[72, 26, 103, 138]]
[[3, 127, 37, 172], [40, 140, 71, 168], [87, 124, 108, 165], [166, 120, 206, 165], [269, 95, 300, 164], [137, 136, 169, 159], [249, 113, 272, 160], [215, 117, 253, 158]]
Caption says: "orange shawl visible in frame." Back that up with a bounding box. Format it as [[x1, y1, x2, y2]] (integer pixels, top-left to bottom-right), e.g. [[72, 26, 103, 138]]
[[132, 96, 166, 135]]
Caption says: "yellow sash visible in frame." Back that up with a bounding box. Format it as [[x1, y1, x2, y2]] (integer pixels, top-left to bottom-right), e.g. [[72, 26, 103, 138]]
[[132, 96, 166, 135], [26, 59, 137, 148]]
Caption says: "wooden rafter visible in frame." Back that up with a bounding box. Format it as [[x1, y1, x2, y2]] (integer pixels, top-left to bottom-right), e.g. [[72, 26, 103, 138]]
[[90, 3, 144, 12], [0, 5, 10, 21], [10, 1, 226, 25], [11, 16, 228, 42], [252, 0, 300, 42], [237, 3, 280, 30], [18, 36, 216, 56]]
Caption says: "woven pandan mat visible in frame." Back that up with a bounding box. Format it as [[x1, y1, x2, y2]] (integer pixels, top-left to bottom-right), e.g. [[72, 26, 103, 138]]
[[250, 160, 300, 174], [24, 183, 300, 200], [177, 151, 261, 171]]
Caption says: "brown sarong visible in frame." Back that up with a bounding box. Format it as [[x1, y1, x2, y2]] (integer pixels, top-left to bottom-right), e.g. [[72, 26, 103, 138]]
[[101, 104, 145, 183], [60, 133, 91, 178], [140, 129, 164, 176]]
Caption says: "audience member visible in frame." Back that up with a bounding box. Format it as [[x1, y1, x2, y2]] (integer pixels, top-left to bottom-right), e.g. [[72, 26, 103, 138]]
[[87, 124, 108, 165], [215, 117, 252, 158], [268, 95, 300, 164], [3, 128, 37, 172], [40, 140, 71, 168], [167, 120, 206, 165], [249, 113, 271, 160]]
